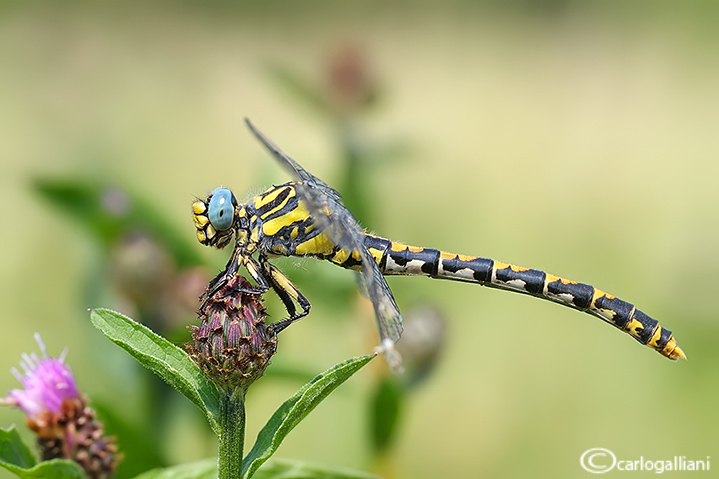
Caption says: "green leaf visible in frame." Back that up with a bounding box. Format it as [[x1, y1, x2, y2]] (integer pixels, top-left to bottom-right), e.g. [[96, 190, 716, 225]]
[[0, 460, 86, 479], [252, 458, 380, 479], [0, 428, 85, 479], [32, 178, 203, 268], [131, 458, 216, 479], [0, 427, 35, 469], [242, 355, 375, 479], [89, 308, 221, 433]]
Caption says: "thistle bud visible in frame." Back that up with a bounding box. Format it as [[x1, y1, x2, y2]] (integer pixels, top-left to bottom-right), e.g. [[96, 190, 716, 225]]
[[326, 44, 376, 113], [2, 335, 120, 479], [394, 305, 446, 387], [188, 274, 277, 392]]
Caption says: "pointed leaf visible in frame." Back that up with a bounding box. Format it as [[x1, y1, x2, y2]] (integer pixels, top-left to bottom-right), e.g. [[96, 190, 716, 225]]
[[0, 429, 84, 479], [90, 308, 221, 433], [32, 178, 203, 268], [131, 458, 216, 479], [242, 355, 375, 478], [0, 460, 86, 479], [0, 427, 35, 469]]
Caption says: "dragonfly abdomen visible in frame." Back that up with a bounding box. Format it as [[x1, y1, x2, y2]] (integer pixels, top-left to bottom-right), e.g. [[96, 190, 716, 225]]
[[362, 234, 684, 361]]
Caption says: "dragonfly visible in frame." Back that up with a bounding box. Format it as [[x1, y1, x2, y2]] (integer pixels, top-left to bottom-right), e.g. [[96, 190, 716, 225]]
[[192, 119, 685, 370]]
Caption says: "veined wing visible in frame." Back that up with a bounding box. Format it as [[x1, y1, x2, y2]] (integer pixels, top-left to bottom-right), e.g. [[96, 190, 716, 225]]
[[245, 118, 404, 370], [244, 118, 341, 202]]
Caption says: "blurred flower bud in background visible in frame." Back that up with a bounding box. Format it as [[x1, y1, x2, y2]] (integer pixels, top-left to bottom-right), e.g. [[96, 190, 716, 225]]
[[326, 44, 378, 115], [395, 305, 446, 387]]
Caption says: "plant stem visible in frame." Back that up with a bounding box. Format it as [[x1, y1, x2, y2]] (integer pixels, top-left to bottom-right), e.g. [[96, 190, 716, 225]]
[[218, 388, 247, 479]]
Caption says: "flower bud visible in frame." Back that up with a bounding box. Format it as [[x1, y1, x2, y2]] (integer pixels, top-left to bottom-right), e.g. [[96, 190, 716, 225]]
[[188, 274, 277, 392]]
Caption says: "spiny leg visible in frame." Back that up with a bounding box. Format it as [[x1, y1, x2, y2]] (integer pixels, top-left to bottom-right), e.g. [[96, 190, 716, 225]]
[[201, 247, 273, 310], [257, 255, 311, 334], [201, 247, 251, 308], [241, 254, 272, 294]]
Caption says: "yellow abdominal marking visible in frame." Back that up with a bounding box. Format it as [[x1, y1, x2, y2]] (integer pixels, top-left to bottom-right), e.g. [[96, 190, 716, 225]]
[[368, 248, 384, 265], [494, 261, 528, 272], [439, 251, 456, 261], [546, 274, 577, 285], [625, 317, 644, 338], [648, 327, 663, 348], [390, 243, 407, 253], [509, 264, 529, 272]]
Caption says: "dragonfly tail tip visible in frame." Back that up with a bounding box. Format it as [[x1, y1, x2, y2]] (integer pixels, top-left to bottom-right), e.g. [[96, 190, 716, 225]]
[[674, 346, 687, 361]]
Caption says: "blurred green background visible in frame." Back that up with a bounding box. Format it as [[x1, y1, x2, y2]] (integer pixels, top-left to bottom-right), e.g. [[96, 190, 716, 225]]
[[1, 1, 718, 478]]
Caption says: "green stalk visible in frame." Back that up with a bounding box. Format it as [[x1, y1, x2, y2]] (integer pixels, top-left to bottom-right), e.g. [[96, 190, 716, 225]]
[[218, 388, 247, 479]]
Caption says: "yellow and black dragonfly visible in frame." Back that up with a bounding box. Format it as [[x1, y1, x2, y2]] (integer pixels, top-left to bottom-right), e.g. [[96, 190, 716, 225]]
[[192, 119, 685, 370]]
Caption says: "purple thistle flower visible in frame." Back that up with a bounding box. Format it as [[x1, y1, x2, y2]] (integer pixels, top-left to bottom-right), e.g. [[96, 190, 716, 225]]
[[3, 334, 120, 479], [6, 335, 78, 419]]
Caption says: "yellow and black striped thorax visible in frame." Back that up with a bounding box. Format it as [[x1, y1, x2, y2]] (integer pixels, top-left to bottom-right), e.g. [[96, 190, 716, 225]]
[[250, 182, 348, 260]]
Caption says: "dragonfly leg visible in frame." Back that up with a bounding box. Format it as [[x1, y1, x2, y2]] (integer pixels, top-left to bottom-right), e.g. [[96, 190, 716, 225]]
[[257, 256, 311, 334], [240, 255, 271, 294], [201, 248, 247, 308], [201, 248, 271, 309]]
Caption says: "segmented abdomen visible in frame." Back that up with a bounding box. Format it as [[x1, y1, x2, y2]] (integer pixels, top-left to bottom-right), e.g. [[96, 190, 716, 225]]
[[360, 234, 684, 361]]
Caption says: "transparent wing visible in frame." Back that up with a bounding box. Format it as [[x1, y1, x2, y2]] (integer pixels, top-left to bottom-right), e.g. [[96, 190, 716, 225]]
[[292, 180, 404, 346], [244, 118, 341, 202], [245, 118, 403, 370]]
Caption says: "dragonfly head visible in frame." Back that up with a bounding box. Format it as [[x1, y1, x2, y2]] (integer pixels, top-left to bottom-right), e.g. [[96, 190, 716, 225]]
[[192, 187, 239, 249]]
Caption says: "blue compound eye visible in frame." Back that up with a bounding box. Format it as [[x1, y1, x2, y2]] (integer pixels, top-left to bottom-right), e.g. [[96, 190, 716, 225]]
[[208, 187, 235, 231]]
